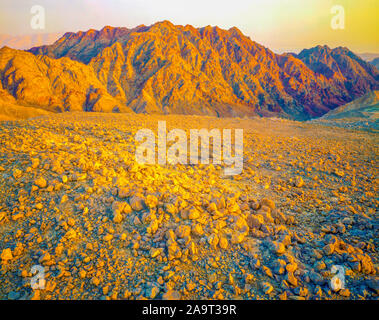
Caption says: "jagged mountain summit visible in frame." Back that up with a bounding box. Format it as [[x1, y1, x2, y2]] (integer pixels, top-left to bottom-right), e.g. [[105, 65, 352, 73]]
[[1, 21, 378, 120]]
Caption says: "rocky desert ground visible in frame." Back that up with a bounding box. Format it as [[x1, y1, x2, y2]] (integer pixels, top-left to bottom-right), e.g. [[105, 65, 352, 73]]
[[0, 112, 378, 300]]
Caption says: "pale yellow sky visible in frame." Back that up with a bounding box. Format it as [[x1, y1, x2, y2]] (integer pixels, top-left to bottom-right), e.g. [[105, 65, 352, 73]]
[[0, 0, 378, 53]]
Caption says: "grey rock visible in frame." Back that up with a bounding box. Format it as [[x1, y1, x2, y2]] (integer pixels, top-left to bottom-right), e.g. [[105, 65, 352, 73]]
[[7, 291, 20, 300], [366, 278, 379, 294]]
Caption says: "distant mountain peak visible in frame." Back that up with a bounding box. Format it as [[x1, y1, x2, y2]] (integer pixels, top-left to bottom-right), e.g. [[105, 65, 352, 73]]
[[0, 32, 63, 50]]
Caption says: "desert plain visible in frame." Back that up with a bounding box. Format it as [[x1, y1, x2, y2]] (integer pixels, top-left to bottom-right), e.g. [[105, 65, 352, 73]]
[[0, 112, 377, 300]]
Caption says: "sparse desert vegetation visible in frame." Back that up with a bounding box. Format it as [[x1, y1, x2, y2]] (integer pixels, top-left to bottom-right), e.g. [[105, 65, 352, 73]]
[[0, 112, 377, 300]]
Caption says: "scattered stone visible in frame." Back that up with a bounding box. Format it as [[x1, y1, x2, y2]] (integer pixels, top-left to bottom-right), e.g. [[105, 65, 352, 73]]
[[1, 248, 13, 262], [34, 177, 47, 188], [175, 225, 191, 238], [323, 243, 334, 256], [7, 291, 20, 300], [219, 236, 228, 249], [207, 234, 219, 248], [365, 278, 379, 294], [145, 195, 159, 208], [113, 212, 123, 223], [188, 208, 200, 220], [129, 196, 145, 211], [260, 198, 275, 210], [262, 282, 274, 294], [286, 272, 298, 287], [118, 187, 130, 199], [162, 290, 181, 300], [192, 224, 204, 236], [272, 241, 286, 255], [150, 248, 163, 258], [247, 214, 264, 229], [294, 176, 304, 187], [339, 288, 350, 297], [13, 169, 22, 179], [146, 286, 160, 299]]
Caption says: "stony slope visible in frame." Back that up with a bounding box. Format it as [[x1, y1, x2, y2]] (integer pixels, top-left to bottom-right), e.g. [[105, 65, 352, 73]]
[[310, 91, 379, 131], [0, 113, 377, 300], [321, 90, 379, 120], [0, 98, 52, 121]]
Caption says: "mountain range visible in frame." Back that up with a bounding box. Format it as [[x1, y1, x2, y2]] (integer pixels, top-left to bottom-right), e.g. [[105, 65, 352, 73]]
[[357, 53, 379, 62], [1, 21, 378, 120]]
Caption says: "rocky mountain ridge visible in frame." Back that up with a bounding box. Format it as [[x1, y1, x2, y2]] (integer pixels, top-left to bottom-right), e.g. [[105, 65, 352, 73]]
[[0, 21, 378, 119]]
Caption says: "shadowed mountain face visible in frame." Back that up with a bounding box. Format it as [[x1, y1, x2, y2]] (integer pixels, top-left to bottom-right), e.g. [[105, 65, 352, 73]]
[[321, 90, 379, 120], [297, 46, 378, 93], [2, 21, 378, 119], [369, 58, 379, 70]]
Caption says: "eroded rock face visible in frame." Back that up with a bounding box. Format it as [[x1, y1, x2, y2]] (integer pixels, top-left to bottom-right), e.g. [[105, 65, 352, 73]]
[[23, 21, 379, 120], [0, 46, 132, 114]]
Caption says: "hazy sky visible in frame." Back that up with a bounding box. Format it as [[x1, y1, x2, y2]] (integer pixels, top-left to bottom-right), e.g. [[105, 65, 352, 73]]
[[0, 0, 378, 53]]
